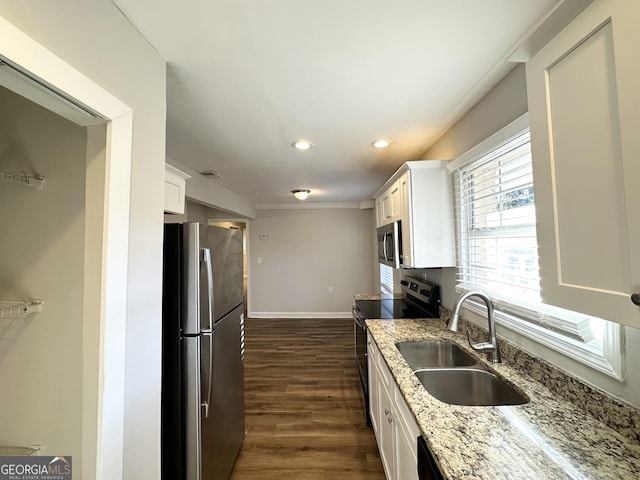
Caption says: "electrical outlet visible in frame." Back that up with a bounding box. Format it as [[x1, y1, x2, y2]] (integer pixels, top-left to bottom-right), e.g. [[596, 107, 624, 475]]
[[328, 286, 334, 293]]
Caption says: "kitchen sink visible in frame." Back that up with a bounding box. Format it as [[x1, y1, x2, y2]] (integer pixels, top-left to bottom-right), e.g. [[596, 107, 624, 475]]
[[414, 368, 529, 406], [396, 340, 478, 369]]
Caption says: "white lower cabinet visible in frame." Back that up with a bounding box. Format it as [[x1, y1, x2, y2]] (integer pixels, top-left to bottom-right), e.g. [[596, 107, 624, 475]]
[[368, 333, 419, 480]]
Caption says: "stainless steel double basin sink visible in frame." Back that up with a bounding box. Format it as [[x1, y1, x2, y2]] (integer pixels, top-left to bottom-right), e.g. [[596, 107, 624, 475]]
[[396, 340, 528, 406]]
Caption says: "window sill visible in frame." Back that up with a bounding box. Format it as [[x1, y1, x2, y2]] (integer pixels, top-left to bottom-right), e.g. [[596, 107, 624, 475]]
[[456, 290, 625, 381]]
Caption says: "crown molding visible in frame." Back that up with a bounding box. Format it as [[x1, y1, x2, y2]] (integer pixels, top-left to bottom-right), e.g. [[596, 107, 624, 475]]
[[255, 202, 361, 210]]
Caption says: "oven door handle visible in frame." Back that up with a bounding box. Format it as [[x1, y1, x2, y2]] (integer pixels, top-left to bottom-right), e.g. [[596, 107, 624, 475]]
[[352, 306, 366, 328]]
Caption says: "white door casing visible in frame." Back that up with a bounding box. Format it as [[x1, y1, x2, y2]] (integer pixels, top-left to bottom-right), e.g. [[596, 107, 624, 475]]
[[0, 14, 133, 479]]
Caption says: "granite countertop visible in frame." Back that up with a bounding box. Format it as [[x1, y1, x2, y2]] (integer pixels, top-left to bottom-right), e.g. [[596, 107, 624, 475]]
[[366, 318, 640, 480]]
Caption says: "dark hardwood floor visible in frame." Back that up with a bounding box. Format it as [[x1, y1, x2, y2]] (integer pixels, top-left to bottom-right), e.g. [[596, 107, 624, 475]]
[[230, 318, 385, 479]]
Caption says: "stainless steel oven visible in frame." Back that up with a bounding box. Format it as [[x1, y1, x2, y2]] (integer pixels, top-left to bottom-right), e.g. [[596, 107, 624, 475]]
[[353, 304, 369, 423], [353, 277, 440, 425]]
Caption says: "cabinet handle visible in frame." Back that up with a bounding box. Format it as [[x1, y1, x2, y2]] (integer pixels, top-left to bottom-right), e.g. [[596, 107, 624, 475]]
[[631, 292, 640, 306], [384, 408, 390, 416], [388, 415, 393, 424]]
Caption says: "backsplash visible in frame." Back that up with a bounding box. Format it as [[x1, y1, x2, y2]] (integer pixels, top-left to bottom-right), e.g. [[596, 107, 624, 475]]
[[439, 306, 640, 443]]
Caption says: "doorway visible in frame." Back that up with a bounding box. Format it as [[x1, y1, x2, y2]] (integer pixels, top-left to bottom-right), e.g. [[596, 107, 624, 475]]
[[210, 221, 249, 320], [0, 20, 133, 479]]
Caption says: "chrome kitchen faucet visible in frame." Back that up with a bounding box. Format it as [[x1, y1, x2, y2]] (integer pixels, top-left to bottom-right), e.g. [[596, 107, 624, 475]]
[[448, 291, 502, 363]]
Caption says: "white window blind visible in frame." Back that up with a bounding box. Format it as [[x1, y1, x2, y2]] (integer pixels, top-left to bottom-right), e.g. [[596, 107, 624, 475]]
[[455, 130, 540, 303], [380, 263, 394, 294]]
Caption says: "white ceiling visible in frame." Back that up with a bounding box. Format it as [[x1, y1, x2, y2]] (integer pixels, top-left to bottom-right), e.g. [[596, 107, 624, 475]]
[[112, 0, 563, 205]]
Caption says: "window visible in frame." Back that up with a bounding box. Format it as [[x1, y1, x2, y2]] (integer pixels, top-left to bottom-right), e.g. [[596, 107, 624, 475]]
[[449, 114, 623, 379], [380, 263, 394, 295]]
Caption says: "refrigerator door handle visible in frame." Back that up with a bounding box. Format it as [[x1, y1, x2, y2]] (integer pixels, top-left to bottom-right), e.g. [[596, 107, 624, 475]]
[[200, 247, 215, 419], [201, 247, 215, 333], [201, 330, 214, 418]]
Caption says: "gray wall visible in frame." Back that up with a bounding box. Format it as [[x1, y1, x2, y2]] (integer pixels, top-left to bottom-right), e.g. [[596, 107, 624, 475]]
[[249, 207, 375, 317], [419, 63, 640, 409], [0, 86, 87, 467]]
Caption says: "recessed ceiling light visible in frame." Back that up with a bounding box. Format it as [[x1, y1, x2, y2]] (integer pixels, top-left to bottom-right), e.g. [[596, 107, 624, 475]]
[[291, 140, 313, 150], [371, 139, 393, 149], [292, 189, 311, 200]]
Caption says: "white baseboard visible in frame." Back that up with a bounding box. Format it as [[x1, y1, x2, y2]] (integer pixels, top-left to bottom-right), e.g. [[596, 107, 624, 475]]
[[248, 311, 352, 319]]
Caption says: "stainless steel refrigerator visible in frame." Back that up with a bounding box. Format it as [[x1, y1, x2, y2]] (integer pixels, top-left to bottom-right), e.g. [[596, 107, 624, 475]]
[[162, 222, 245, 480]]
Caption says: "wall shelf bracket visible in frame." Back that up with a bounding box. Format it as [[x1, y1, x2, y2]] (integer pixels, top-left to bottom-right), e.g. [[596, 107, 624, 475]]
[[0, 299, 44, 318], [0, 172, 46, 189]]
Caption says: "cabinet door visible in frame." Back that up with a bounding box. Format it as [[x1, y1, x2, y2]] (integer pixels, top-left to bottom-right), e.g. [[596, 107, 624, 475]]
[[404, 161, 455, 268], [164, 164, 190, 214], [389, 180, 402, 222], [367, 338, 380, 436], [378, 369, 396, 480], [394, 388, 420, 480], [381, 191, 392, 224], [374, 198, 383, 228], [526, 0, 640, 328], [399, 171, 412, 266]]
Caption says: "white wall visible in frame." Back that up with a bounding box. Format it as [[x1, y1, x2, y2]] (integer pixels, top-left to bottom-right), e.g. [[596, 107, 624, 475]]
[[249, 207, 375, 317], [0, 86, 87, 465], [0, 2, 167, 478], [420, 63, 640, 409]]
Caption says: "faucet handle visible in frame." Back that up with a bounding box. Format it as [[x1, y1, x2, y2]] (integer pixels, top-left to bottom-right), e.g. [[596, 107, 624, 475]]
[[466, 328, 496, 353]]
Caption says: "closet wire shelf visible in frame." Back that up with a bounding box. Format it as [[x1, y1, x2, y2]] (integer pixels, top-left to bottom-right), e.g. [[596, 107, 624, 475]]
[[0, 300, 44, 362], [0, 445, 40, 456]]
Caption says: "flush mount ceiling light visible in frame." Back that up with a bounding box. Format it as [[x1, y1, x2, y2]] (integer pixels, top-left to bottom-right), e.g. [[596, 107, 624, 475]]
[[292, 189, 311, 200], [200, 171, 223, 180], [291, 140, 313, 150], [371, 139, 393, 149]]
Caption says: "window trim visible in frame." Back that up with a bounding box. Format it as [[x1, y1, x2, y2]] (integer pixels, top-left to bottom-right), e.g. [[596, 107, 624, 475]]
[[450, 113, 625, 381], [446, 114, 531, 173]]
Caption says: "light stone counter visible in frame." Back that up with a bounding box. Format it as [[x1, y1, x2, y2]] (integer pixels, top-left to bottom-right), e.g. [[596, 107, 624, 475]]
[[366, 318, 640, 480]]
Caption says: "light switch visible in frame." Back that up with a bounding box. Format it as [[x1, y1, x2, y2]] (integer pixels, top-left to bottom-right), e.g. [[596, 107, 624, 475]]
[[257, 257, 262, 264]]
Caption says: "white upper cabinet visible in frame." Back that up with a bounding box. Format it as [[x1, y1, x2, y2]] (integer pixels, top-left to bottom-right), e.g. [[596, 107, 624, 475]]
[[526, 0, 640, 328], [164, 164, 191, 214], [377, 179, 403, 226], [374, 161, 455, 268]]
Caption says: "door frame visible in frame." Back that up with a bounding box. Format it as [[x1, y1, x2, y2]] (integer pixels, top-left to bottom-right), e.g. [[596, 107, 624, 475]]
[[0, 15, 133, 479]]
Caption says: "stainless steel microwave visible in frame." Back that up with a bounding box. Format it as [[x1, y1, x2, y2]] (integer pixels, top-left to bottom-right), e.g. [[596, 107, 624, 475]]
[[377, 221, 401, 268]]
